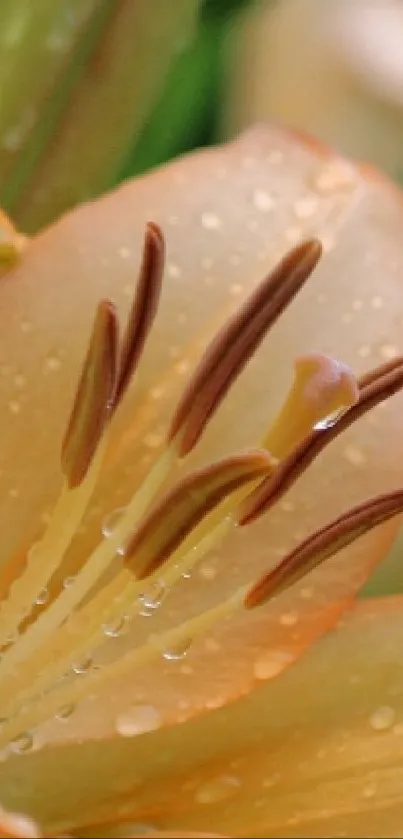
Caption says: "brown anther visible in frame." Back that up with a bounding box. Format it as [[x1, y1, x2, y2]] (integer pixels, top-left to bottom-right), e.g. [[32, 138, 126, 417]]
[[244, 488, 403, 609], [124, 450, 275, 579], [168, 239, 323, 457], [113, 222, 165, 409], [358, 356, 403, 390], [238, 356, 403, 525], [264, 353, 359, 459], [61, 301, 118, 488]]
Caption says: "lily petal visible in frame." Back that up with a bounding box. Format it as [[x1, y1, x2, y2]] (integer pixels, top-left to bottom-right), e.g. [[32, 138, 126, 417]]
[[1, 125, 403, 718], [3, 596, 403, 837]]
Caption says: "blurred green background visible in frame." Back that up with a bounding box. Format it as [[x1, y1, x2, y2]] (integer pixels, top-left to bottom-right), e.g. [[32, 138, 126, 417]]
[[0, 0, 253, 233], [2, 0, 402, 235]]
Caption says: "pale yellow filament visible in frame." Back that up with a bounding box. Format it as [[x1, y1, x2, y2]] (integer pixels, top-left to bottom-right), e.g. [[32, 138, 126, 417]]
[[0, 587, 246, 751]]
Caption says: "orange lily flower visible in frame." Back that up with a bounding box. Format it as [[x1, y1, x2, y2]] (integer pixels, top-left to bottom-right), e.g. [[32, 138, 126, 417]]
[[0, 125, 403, 837]]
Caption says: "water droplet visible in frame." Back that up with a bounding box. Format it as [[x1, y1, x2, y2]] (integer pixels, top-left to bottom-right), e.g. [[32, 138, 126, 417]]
[[230, 282, 243, 296], [252, 189, 274, 212], [314, 407, 346, 431], [162, 638, 191, 661], [182, 570, 192, 580], [72, 655, 93, 675], [55, 703, 75, 721], [118, 245, 131, 259], [253, 649, 294, 681], [279, 611, 298, 627], [138, 580, 167, 615], [115, 704, 161, 737], [293, 195, 319, 219], [362, 782, 377, 799], [201, 211, 222, 230], [14, 373, 26, 388], [299, 586, 314, 600], [102, 615, 128, 638], [313, 161, 355, 194], [35, 588, 49, 606], [344, 445, 366, 467], [45, 355, 62, 372], [198, 564, 217, 581], [11, 731, 33, 754], [167, 262, 181, 279], [62, 575, 76, 588], [195, 774, 241, 804], [102, 507, 126, 539], [370, 705, 396, 731], [380, 344, 398, 361]]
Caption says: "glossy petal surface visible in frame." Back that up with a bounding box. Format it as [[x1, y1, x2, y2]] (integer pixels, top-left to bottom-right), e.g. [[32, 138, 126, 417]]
[[1, 126, 403, 740]]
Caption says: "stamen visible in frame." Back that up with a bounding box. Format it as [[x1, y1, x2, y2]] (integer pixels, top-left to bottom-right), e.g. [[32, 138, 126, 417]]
[[113, 222, 165, 410], [168, 239, 323, 457], [5, 220, 403, 760], [7, 350, 358, 706], [244, 489, 403, 609], [0, 588, 247, 751], [0, 448, 174, 681], [357, 356, 403, 390], [62, 300, 118, 488], [263, 353, 358, 458], [0, 303, 119, 644], [124, 450, 274, 579], [239, 356, 403, 525]]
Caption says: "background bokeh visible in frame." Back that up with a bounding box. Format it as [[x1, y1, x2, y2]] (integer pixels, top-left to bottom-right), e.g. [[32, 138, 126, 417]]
[[1, 0, 402, 234]]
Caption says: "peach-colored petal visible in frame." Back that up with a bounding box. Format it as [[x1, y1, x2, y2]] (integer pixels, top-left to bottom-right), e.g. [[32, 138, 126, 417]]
[[1, 126, 403, 721], [222, 0, 403, 179], [4, 597, 403, 836]]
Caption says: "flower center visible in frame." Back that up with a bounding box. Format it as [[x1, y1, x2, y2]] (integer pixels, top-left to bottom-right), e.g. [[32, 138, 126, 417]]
[[0, 225, 402, 754]]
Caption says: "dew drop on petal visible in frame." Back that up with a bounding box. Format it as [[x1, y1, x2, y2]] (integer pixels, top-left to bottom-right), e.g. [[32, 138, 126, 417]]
[[314, 407, 346, 430], [72, 654, 93, 676], [253, 189, 274, 212], [195, 774, 241, 804], [11, 731, 33, 754], [201, 211, 222, 230], [102, 615, 128, 638], [362, 782, 377, 799], [253, 649, 294, 681], [279, 611, 298, 627], [138, 580, 167, 615], [162, 637, 192, 661], [370, 705, 396, 731], [115, 704, 161, 737], [101, 507, 126, 539], [55, 703, 75, 721], [62, 575, 76, 588], [35, 588, 49, 606]]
